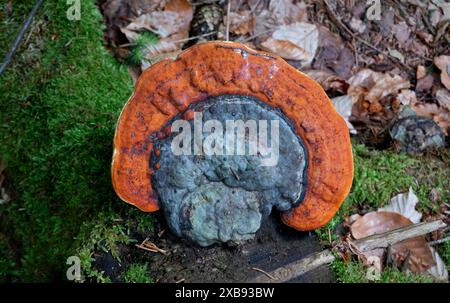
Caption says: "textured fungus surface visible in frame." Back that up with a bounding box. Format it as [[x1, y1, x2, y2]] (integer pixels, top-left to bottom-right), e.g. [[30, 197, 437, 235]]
[[151, 95, 307, 246], [391, 116, 446, 153], [112, 41, 353, 232]]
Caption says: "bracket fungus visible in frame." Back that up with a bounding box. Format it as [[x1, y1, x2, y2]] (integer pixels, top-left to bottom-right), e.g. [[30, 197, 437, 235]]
[[112, 41, 353, 246]]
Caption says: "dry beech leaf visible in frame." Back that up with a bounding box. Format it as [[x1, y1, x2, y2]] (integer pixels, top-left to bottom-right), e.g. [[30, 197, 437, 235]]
[[388, 48, 405, 63], [436, 89, 450, 111], [434, 55, 450, 90], [351, 211, 436, 273], [416, 65, 426, 79], [347, 69, 410, 103], [411, 100, 450, 135], [379, 188, 422, 223], [226, 10, 254, 35], [260, 22, 318, 63], [252, 0, 307, 40], [331, 95, 357, 134], [396, 89, 417, 106], [122, 0, 193, 39], [392, 21, 411, 44], [269, 0, 308, 25], [120, 0, 193, 69], [427, 247, 449, 281], [303, 70, 348, 93]]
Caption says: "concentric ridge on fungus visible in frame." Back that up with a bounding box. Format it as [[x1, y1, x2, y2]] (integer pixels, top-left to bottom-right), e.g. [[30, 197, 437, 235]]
[[111, 41, 354, 238]]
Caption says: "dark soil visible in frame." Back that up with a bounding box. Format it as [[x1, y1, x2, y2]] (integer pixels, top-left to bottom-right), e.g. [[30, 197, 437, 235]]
[[93, 212, 333, 283]]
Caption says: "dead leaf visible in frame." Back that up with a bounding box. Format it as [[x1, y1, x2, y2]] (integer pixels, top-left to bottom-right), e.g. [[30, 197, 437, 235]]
[[380, 9, 395, 37], [434, 55, 450, 90], [312, 25, 355, 79], [348, 69, 411, 103], [123, 0, 193, 39], [226, 10, 254, 35], [303, 70, 348, 93], [415, 74, 435, 93], [392, 21, 411, 44], [260, 22, 318, 64], [268, 0, 308, 25], [350, 211, 436, 273], [378, 188, 422, 224], [332, 95, 357, 134], [411, 101, 450, 135], [349, 17, 366, 34], [396, 89, 417, 106], [436, 89, 450, 111], [416, 65, 427, 79], [427, 246, 449, 281], [388, 49, 405, 63]]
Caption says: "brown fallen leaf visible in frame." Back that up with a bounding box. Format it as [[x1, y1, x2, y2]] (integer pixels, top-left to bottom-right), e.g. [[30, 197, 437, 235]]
[[348, 69, 410, 103], [123, 0, 193, 38], [436, 89, 450, 111], [303, 69, 348, 93], [120, 0, 193, 69], [260, 22, 318, 64], [226, 10, 254, 35], [332, 95, 357, 134], [416, 65, 427, 80], [434, 55, 450, 90], [411, 100, 450, 135], [268, 0, 308, 25], [351, 211, 436, 273], [392, 21, 411, 44], [396, 89, 417, 106], [415, 74, 435, 93], [252, 0, 307, 41]]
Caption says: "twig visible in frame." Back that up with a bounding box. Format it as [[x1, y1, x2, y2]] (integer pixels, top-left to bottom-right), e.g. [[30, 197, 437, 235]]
[[226, 0, 231, 41], [175, 278, 185, 283], [136, 238, 169, 255], [0, 0, 45, 76], [429, 236, 450, 246], [250, 250, 335, 283], [120, 31, 218, 48], [251, 267, 277, 281], [353, 220, 447, 252]]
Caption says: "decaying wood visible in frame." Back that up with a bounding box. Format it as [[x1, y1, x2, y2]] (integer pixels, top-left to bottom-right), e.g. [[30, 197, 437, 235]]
[[250, 220, 446, 283], [352, 220, 446, 252], [249, 249, 335, 283]]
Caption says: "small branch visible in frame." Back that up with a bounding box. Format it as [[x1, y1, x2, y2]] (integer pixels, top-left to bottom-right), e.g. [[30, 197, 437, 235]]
[[429, 236, 450, 246], [249, 250, 335, 283], [251, 267, 277, 281], [0, 0, 44, 76], [226, 0, 231, 41], [136, 238, 169, 255], [353, 220, 447, 252]]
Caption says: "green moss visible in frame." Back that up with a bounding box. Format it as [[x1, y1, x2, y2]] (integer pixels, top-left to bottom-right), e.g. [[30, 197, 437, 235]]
[[125, 32, 159, 67], [0, 0, 135, 281], [122, 263, 152, 283], [332, 258, 434, 283]]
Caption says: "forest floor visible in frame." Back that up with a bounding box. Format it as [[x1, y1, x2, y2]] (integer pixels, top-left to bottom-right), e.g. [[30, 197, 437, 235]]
[[0, 0, 449, 282]]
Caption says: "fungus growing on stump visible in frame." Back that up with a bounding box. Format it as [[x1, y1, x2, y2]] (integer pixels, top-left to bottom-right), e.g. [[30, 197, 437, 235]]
[[112, 41, 353, 246]]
